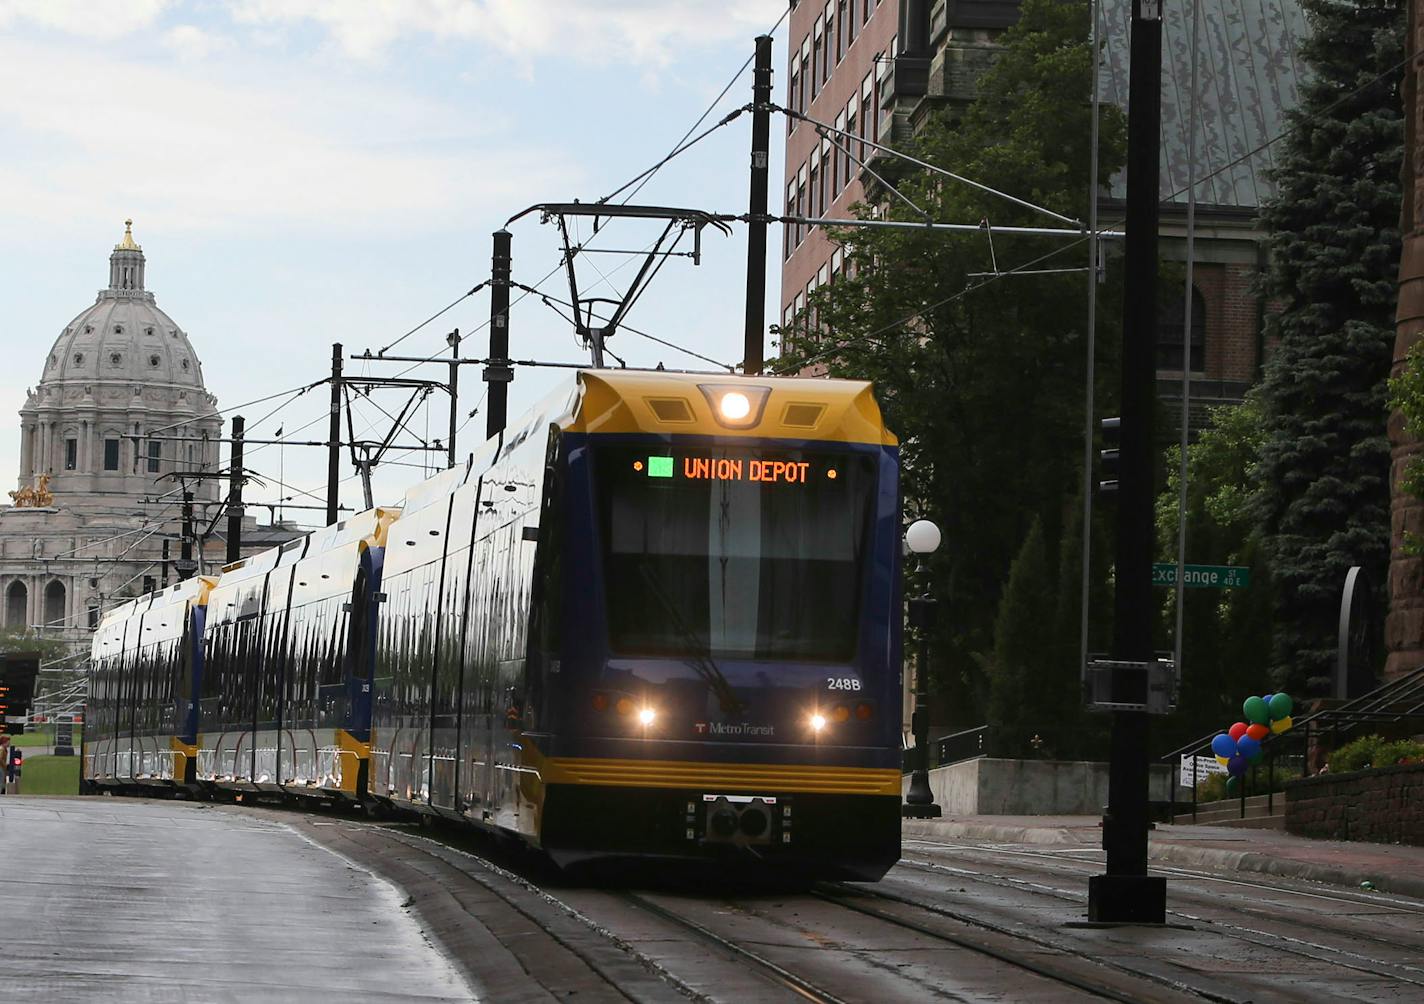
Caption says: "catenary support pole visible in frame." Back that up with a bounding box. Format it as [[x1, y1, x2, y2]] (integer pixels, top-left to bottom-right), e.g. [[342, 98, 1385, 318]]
[[161, 537, 170, 588], [326, 343, 342, 525], [226, 415, 245, 564], [1089, 0, 1166, 924], [448, 329, 460, 468], [178, 492, 195, 581], [743, 34, 773, 376], [485, 231, 513, 440]]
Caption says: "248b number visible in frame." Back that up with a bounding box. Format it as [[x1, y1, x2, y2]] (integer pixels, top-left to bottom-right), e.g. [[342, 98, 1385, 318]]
[[826, 677, 862, 691]]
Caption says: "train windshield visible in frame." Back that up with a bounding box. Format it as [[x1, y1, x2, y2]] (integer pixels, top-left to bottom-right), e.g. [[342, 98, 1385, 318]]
[[595, 444, 876, 661]]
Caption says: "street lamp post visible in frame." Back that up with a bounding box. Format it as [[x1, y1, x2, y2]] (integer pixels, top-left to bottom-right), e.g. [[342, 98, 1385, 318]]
[[903, 519, 942, 818]]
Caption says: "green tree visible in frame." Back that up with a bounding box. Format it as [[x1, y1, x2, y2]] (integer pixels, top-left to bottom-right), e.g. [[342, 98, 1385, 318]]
[[1154, 396, 1274, 746], [777, 0, 1126, 728], [1252, 0, 1403, 694]]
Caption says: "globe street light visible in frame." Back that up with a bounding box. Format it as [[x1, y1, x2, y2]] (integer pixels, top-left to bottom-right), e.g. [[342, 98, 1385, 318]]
[[903, 519, 942, 818]]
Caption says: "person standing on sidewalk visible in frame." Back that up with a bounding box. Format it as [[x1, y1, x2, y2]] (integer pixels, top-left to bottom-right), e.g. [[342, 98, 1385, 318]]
[[0, 736, 10, 795], [5, 746, 20, 794]]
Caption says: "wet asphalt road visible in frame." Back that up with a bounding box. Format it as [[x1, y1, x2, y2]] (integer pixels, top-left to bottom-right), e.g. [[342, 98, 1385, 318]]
[[0, 797, 472, 1003]]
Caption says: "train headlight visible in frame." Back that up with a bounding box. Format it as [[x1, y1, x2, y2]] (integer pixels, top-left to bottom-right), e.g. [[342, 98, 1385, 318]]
[[719, 392, 751, 421], [638, 707, 656, 726], [810, 713, 827, 732], [698, 384, 770, 429]]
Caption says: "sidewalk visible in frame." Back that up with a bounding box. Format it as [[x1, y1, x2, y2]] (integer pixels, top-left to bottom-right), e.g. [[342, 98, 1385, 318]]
[[903, 814, 1424, 900]]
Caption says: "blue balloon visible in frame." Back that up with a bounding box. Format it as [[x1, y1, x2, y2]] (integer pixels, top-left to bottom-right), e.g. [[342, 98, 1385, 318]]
[[1211, 733, 1236, 758], [1236, 735, 1261, 759], [1227, 755, 1247, 777]]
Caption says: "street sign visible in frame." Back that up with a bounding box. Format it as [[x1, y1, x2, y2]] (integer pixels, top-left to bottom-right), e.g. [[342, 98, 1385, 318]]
[[1152, 563, 1251, 589]]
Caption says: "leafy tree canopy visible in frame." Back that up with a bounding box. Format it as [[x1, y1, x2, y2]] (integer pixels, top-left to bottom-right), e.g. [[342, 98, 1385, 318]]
[[777, 0, 1126, 725]]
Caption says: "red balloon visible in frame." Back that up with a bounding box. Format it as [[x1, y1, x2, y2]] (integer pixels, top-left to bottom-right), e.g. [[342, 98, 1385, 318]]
[[1228, 722, 1249, 741], [1246, 723, 1269, 742]]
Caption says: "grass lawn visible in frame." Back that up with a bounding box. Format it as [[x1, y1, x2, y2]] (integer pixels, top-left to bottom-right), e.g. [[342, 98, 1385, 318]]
[[7, 729, 83, 748], [12, 754, 81, 795]]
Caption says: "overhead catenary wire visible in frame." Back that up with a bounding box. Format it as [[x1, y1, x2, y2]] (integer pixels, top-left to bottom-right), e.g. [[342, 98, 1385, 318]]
[[602, 2, 792, 206], [512, 283, 735, 371], [388, 5, 792, 371]]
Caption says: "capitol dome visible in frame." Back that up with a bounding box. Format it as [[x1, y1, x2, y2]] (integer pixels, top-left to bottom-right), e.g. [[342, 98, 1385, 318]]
[[17, 221, 222, 508]]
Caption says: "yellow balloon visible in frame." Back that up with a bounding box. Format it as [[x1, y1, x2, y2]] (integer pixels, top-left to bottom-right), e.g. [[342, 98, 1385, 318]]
[[1215, 755, 1230, 766], [1271, 715, 1293, 734]]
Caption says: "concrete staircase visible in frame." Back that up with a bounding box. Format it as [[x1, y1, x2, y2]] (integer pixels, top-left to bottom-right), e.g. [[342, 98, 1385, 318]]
[[1172, 793, 1286, 828]]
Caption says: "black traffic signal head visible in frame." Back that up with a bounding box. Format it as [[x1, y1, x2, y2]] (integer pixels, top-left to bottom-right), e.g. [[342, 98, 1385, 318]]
[[1099, 416, 1120, 495]]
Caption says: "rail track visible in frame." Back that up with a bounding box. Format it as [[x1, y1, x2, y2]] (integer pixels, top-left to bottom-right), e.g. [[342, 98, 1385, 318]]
[[224, 803, 1424, 1002]]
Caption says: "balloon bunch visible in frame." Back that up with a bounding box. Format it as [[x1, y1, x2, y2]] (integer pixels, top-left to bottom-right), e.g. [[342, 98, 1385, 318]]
[[1209, 693, 1294, 797]]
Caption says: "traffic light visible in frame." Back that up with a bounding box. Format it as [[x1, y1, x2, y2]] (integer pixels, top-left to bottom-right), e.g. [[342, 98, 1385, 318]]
[[1099, 416, 1121, 495]]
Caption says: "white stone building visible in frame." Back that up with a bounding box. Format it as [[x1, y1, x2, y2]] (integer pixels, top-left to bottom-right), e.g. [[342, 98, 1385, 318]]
[[2, 223, 222, 643]]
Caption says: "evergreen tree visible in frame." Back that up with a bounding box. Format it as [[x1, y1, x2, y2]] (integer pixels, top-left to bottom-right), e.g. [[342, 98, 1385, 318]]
[[1253, 0, 1403, 694], [776, 0, 1126, 726], [988, 520, 1061, 756]]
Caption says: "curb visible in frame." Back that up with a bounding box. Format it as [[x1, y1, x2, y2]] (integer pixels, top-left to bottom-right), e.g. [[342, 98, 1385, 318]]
[[902, 818, 1424, 900], [1147, 841, 1424, 900]]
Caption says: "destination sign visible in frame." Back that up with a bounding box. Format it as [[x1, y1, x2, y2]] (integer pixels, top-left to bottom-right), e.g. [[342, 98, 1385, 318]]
[[634, 455, 838, 485]]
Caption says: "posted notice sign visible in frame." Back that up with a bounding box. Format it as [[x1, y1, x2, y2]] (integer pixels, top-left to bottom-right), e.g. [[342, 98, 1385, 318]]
[[1180, 754, 1228, 787]]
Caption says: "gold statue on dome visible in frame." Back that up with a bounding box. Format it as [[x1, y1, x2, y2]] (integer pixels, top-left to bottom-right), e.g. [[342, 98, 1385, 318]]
[[9, 473, 54, 508]]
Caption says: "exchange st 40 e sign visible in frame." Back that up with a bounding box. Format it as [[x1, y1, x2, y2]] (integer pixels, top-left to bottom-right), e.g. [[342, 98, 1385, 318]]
[[1153, 563, 1251, 589]]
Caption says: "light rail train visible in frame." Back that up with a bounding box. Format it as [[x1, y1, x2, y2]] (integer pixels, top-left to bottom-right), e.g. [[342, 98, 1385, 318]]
[[85, 370, 905, 879]]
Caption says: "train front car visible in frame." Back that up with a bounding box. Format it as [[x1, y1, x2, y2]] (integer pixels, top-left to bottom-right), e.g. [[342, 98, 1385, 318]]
[[529, 371, 903, 880]]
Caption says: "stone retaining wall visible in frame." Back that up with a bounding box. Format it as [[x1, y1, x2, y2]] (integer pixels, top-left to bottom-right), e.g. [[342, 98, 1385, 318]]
[[1284, 762, 1424, 845], [904, 758, 1176, 815]]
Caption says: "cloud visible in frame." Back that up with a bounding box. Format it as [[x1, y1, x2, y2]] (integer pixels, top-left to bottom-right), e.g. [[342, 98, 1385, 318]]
[[161, 23, 229, 61], [0, 37, 580, 237], [0, 0, 172, 39], [228, 0, 784, 65]]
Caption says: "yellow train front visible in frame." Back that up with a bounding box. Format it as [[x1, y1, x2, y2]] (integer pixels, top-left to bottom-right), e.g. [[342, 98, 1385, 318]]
[[370, 370, 905, 880]]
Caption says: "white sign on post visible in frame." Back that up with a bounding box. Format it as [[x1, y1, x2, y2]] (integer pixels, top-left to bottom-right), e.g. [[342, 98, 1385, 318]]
[[1179, 754, 1227, 787]]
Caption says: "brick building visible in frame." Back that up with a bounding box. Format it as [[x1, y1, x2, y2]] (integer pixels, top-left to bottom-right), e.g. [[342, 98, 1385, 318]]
[[779, 0, 1308, 426]]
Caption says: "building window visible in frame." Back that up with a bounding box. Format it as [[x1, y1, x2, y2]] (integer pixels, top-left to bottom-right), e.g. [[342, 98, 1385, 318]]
[[819, 138, 831, 213], [809, 152, 821, 220], [147, 440, 161, 474], [864, 0, 874, 24], [834, 111, 847, 193], [44, 579, 65, 631], [848, 0, 859, 46], [6, 581, 27, 628], [800, 37, 811, 113], [811, 22, 821, 99], [789, 53, 801, 131], [846, 100, 858, 168], [88, 605, 99, 629], [786, 180, 798, 259], [797, 164, 808, 246], [822, 4, 833, 84], [838, 0, 847, 61], [1158, 286, 1207, 372], [65, 438, 77, 470], [104, 438, 120, 471], [863, 72, 876, 148]]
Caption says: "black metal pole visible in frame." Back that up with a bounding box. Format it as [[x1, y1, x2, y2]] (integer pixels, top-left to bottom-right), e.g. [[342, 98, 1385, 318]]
[[485, 231, 513, 440], [903, 594, 941, 817], [161, 538, 170, 588], [744, 34, 773, 376], [226, 415, 244, 564], [448, 329, 460, 469], [327, 343, 342, 525], [177, 492, 195, 581], [1089, 0, 1165, 925]]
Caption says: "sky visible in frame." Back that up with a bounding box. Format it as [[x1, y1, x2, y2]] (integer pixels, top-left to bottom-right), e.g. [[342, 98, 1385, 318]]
[[0, 0, 789, 525]]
